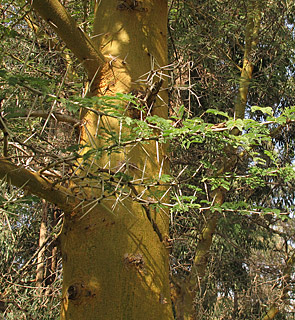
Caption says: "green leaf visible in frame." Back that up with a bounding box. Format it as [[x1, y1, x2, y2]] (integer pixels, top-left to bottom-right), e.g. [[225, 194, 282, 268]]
[[226, 119, 245, 131], [206, 108, 229, 119], [251, 106, 273, 116], [159, 174, 172, 183]]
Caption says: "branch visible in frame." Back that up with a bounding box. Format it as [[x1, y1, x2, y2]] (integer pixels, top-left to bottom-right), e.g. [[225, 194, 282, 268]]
[[0, 158, 78, 213], [234, 0, 262, 120], [8, 53, 54, 79], [6, 110, 80, 125], [30, 0, 105, 79]]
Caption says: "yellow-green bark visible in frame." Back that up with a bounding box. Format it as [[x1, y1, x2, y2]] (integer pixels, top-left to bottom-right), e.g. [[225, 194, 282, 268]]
[[29, 1, 173, 319], [0, 158, 78, 212], [31, 0, 105, 80], [235, 0, 262, 119], [261, 306, 280, 320]]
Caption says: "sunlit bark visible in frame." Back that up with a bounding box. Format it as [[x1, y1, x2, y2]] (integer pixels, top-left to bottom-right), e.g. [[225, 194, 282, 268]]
[[17, 1, 173, 319]]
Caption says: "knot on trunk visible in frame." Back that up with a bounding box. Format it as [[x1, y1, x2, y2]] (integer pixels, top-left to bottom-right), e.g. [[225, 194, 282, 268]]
[[67, 282, 95, 302]]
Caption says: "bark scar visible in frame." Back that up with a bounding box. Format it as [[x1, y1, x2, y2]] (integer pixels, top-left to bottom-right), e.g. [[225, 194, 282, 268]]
[[124, 253, 145, 272]]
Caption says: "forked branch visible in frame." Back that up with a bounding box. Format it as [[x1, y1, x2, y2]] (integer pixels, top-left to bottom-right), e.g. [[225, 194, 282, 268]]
[[0, 158, 78, 213], [30, 0, 105, 79]]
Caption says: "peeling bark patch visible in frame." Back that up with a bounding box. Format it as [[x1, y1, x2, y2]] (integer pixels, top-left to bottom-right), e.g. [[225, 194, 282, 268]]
[[117, 0, 147, 12], [124, 253, 145, 271]]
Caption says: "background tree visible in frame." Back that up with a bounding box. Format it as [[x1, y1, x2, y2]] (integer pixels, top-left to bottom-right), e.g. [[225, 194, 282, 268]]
[[169, 0, 295, 319]]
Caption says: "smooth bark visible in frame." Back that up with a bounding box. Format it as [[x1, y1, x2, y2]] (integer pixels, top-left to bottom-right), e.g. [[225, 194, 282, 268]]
[[27, 1, 173, 319], [0, 158, 78, 212]]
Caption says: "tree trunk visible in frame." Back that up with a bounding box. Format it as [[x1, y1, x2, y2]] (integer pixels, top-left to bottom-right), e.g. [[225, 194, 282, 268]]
[[28, 0, 173, 319]]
